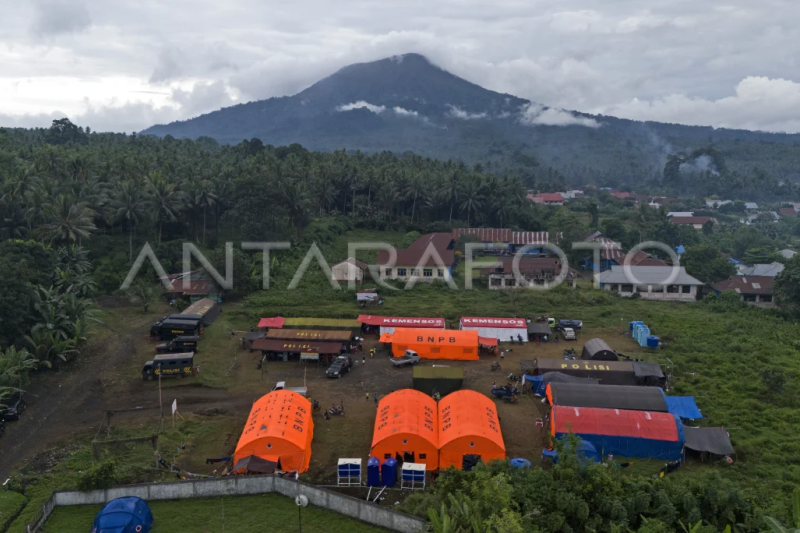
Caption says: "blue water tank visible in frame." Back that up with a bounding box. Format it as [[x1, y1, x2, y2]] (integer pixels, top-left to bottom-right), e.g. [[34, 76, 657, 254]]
[[367, 456, 381, 487], [381, 458, 398, 487], [647, 336, 659, 348]]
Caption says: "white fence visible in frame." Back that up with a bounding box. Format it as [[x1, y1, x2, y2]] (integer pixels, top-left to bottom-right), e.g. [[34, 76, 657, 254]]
[[26, 476, 425, 533]]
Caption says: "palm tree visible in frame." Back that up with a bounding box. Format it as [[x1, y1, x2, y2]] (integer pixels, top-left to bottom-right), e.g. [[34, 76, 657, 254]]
[[145, 171, 183, 244], [404, 173, 426, 223], [280, 179, 311, 239], [193, 180, 218, 245], [458, 179, 485, 225], [39, 194, 97, 245], [24, 330, 77, 365], [109, 180, 147, 262], [443, 171, 460, 223]]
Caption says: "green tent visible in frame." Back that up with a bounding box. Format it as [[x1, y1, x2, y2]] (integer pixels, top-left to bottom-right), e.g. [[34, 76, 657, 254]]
[[413, 366, 464, 397], [282, 318, 361, 332]]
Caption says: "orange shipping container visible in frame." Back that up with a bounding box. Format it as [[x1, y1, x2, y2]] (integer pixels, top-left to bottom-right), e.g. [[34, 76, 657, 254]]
[[389, 328, 479, 360], [371, 390, 439, 470], [438, 390, 505, 469], [234, 390, 314, 473]]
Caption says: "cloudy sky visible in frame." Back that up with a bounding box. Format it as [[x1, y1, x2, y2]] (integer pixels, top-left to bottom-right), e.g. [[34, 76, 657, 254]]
[[2, 0, 800, 133]]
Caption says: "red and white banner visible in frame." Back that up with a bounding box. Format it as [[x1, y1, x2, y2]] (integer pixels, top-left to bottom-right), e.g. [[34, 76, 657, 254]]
[[357, 315, 445, 328], [460, 317, 526, 328]]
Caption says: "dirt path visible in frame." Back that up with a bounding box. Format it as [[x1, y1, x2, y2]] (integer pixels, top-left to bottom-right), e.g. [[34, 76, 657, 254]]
[[0, 317, 250, 480]]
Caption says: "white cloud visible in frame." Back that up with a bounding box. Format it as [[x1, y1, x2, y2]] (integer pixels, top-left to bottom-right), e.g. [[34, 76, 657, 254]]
[[519, 103, 601, 128], [598, 76, 800, 133], [447, 105, 487, 120], [337, 101, 386, 114], [30, 0, 91, 37], [1, 0, 800, 132], [392, 106, 418, 117]]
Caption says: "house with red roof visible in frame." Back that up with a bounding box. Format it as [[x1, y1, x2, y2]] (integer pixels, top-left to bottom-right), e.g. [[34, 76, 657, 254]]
[[712, 275, 775, 307], [377, 233, 455, 282]]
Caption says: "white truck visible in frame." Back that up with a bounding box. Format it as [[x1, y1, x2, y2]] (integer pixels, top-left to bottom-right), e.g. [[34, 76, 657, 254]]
[[272, 381, 308, 397], [391, 350, 421, 368]]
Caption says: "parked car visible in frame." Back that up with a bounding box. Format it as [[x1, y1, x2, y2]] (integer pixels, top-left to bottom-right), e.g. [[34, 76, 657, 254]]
[[391, 350, 421, 368], [2, 392, 26, 421], [326, 355, 353, 378], [141, 353, 197, 380], [562, 328, 577, 341]]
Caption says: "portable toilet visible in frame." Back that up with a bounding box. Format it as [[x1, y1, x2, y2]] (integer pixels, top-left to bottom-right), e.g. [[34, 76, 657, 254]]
[[381, 457, 398, 487], [367, 457, 381, 487], [336, 458, 362, 486], [647, 336, 660, 348], [510, 458, 531, 468]]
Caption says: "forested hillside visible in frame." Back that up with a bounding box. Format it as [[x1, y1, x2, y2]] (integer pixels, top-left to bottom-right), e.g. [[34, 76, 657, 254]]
[[139, 54, 800, 190]]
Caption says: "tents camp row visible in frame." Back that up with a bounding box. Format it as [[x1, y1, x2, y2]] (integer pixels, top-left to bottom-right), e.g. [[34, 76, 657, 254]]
[[371, 389, 505, 471], [233, 390, 314, 473], [522, 358, 666, 387]]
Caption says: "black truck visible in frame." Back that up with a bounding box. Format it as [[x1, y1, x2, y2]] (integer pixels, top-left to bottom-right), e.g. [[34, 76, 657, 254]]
[[142, 353, 197, 380], [150, 317, 201, 340], [156, 335, 199, 354]]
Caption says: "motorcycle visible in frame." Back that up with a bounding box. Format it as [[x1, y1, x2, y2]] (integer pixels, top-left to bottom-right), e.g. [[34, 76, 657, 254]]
[[490, 361, 501, 371], [507, 373, 520, 382], [328, 404, 345, 416], [563, 348, 576, 360], [502, 395, 519, 404]]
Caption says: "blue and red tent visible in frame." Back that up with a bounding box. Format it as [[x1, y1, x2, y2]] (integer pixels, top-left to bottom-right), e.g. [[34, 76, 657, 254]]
[[551, 406, 684, 460]]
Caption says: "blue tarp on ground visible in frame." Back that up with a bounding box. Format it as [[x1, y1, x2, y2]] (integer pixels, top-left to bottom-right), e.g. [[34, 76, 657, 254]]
[[542, 439, 601, 464], [92, 496, 153, 533], [666, 396, 703, 419]]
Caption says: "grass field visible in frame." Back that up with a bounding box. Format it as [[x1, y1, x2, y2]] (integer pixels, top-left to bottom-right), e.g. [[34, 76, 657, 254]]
[[43, 494, 387, 532]]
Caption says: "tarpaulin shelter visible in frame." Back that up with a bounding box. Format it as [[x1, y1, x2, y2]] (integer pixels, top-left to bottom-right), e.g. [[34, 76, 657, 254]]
[[234, 390, 314, 473], [523, 372, 600, 395], [527, 322, 552, 341], [265, 329, 352, 341], [541, 439, 601, 464], [231, 455, 278, 475], [182, 298, 221, 326], [666, 396, 703, 419], [527, 359, 639, 385], [478, 337, 498, 346], [460, 317, 529, 343], [547, 383, 668, 412], [371, 390, 439, 470], [384, 329, 479, 360], [581, 338, 618, 361], [413, 366, 464, 396], [438, 391, 505, 469], [251, 339, 343, 355], [257, 317, 286, 329], [633, 362, 667, 386], [283, 318, 361, 333], [357, 315, 445, 335], [92, 496, 153, 533], [551, 406, 684, 460], [683, 426, 734, 456]]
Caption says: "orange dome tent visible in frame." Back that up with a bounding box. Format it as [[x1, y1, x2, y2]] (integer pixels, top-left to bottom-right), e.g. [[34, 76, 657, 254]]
[[234, 390, 314, 473], [371, 389, 439, 470], [438, 390, 505, 469], [387, 328, 479, 360]]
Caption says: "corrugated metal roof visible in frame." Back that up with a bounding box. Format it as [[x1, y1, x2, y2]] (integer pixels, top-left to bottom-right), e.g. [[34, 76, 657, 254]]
[[595, 266, 704, 285]]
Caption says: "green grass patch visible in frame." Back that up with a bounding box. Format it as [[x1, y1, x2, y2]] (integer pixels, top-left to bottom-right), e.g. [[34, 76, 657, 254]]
[[0, 491, 27, 531], [42, 494, 387, 532]]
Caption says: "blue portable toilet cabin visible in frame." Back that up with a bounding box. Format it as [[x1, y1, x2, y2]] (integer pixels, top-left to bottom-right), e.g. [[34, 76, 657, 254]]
[[367, 457, 381, 487], [92, 496, 153, 533], [647, 336, 659, 348], [381, 457, 398, 487]]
